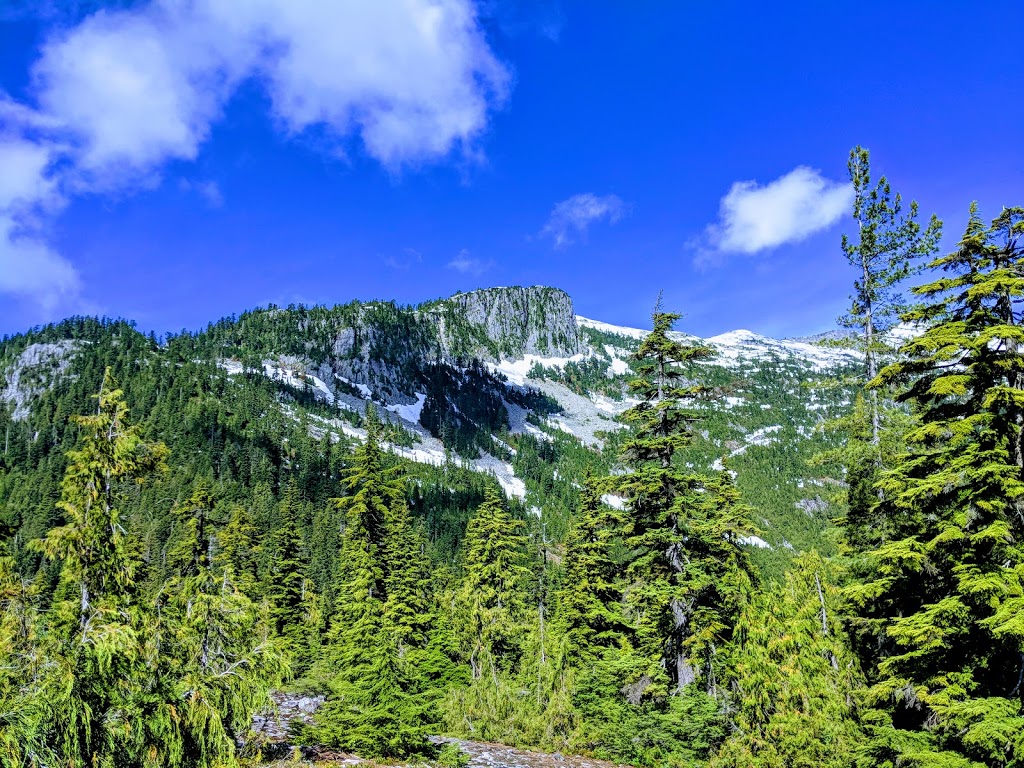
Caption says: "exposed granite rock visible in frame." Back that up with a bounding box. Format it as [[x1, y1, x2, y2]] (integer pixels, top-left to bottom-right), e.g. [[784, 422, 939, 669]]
[[430, 286, 582, 361], [1, 341, 82, 421]]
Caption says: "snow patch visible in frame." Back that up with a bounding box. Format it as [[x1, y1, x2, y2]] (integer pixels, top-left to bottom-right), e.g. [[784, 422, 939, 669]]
[[386, 393, 426, 424], [576, 316, 647, 340]]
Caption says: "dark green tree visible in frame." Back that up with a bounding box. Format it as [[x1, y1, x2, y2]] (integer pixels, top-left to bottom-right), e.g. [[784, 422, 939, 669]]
[[265, 480, 308, 659], [312, 407, 433, 758], [618, 311, 756, 697], [557, 476, 628, 663]]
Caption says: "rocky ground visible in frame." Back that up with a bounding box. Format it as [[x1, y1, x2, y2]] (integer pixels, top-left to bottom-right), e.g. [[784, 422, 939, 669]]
[[252, 694, 630, 768]]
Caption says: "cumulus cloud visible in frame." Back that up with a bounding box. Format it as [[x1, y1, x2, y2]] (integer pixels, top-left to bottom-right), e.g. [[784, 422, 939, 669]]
[[541, 193, 627, 248], [0, 130, 79, 309], [699, 166, 852, 263], [447, 248, 494, 275], [0, 0, 508, 309]]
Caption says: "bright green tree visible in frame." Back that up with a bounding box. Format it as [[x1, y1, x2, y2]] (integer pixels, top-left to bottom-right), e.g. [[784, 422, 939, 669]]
[[456, 485, 529, 680], [32, 369, 167, 768], [713, 552, 863, 768], [0, 554, 50, 768], [159, 485, 289, 767], [849, 204, 1024, 767]]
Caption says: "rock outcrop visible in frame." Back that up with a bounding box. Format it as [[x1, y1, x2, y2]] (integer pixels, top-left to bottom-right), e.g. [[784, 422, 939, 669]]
[[1, 341, 82, 420]]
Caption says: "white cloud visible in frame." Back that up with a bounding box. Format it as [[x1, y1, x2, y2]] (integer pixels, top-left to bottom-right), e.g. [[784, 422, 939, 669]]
[[700, 166, 852, 261], [0, 131, 79, 309], [0, 0, 508, 310], [30, 0, 508, 180], [541, 192, 627, 248], [0, 216, 80, 310], [447, 248, 494, 275]]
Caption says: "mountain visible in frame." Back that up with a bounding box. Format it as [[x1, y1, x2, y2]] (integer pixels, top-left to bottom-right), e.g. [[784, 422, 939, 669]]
[[1, 286, 860, 575]]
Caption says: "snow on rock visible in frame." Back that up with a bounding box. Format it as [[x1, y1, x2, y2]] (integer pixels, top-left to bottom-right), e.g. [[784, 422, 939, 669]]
[[335, 373, 372, 398], [386, 392, 426, 424], [577, 316, 859, 372], [475, 453, 527, 500], [706, 329, 860, 371], [487, 353, 587, 386], [608, 356, 629, 376], [576, 315, 647, 339], [740, 535, 772, 549], [220, 359, 337, 404]]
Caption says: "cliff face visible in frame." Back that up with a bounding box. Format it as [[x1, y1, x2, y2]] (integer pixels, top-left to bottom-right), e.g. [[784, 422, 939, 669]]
[[283, 286, 581, 406], [1, 341, 82, 421], [426, 286, 581, 362]]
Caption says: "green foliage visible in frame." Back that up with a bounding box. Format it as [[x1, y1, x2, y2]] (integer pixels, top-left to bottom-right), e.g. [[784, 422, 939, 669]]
[[311, 408, 436, 758], [456, 486, 530, 679], [851, 204, 1024, 767], [712, 552, 863, 767], [4, 373, 287, 768], [618, 311, 756, 696]]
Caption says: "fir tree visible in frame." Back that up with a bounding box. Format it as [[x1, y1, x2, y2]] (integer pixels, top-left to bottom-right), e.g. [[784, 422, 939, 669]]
[[312, 406, 434, 757], [557, 476, 628, 663], [265, 480, 308, 659], [850, 204, 1024, 767]]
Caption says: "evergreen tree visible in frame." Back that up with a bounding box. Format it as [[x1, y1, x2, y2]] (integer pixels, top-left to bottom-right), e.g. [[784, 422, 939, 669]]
[[312, 407, 433, 757], [32, 369, 168, 768], [840, 145, 942, 446], [159, 485, 289, 767], [27, 372, 286, 768], [0, 554, 50, 768], [850, 204, 1024, 767], [618, 311, 756, 697], [456, 485, 529, 680], [557, 476, 628, 663], [713, 552, 863, 768], [265, 480, 308, 660]]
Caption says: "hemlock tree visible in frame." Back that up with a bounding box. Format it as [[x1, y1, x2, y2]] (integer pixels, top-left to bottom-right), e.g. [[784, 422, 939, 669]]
[[0, 554, 50, 767], [713, 552, 863, 768], [617, 311, 756, 699], [32, 369, 168, 768], [160, 485, 288, 767], [850, 205, 1024, 767], [28, 371, 286, 768]]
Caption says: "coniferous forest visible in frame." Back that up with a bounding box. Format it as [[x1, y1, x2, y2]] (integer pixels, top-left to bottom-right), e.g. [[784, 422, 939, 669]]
[[2, 149, 1023, 768]]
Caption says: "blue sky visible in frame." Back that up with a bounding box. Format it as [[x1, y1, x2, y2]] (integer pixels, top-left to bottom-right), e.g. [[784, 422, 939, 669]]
[[1, 1, 1021, 339]]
